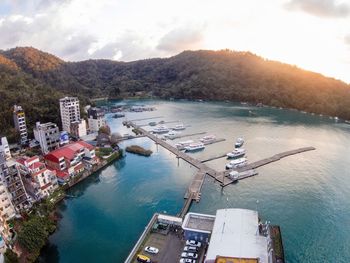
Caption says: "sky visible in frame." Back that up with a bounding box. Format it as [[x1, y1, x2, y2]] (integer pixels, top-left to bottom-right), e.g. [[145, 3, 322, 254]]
[[0, 0, 349, 83]]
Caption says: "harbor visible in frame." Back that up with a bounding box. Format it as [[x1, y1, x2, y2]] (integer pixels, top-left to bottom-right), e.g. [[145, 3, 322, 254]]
[[42, 100, 349, 263], [122, 116, 315, 262]]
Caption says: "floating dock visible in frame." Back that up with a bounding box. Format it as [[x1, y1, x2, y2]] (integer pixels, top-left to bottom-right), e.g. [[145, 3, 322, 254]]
[[169, 131, 207, 140], [124, 120, 316, 212], [221, 146, 316, 177], [201, 153, 227, 163]]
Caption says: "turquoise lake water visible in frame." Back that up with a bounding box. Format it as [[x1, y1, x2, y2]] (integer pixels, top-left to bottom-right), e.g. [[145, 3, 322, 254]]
[[39, 100, 350, 263]]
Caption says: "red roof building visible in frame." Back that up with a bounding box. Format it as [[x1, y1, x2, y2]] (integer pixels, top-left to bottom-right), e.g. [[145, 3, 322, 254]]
[[44, 141, 98, 184]]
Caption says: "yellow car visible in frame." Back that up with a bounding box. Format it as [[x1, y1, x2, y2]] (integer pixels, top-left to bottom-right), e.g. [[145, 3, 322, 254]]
[[136, 254, 151, 263]]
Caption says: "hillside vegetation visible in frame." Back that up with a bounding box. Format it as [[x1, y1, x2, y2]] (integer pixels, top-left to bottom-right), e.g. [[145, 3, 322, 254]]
[[1, 47, 350, 138]]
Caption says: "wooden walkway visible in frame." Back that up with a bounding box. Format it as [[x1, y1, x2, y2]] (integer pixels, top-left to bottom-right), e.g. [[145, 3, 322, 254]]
[[201, 153, 227, 163]]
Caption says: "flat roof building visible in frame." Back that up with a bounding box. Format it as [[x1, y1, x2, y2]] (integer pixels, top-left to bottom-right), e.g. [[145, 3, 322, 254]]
[[205, 209, 270, 263], [33, 122, 60, 154]]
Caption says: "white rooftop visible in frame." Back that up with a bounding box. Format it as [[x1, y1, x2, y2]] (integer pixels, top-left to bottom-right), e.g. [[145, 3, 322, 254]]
[[182, 212, 216, 234], [205, 208, 268, 263]]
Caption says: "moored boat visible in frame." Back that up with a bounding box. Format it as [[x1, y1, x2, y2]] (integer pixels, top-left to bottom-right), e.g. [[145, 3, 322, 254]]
[[165, 131, 179, 139], [184, 142, 205, 152], [200, 135, 216, 144], [229, 170, 240, 181], [225, 157, 247, 169], [152, 125, 169, 134], [149, 121, 157, 126], [235, 137, 244, 148], [113, 113, 125, 118], [172, 124, 186, 131], [175, 140, 194, 149], [226, 148, 245, 159]]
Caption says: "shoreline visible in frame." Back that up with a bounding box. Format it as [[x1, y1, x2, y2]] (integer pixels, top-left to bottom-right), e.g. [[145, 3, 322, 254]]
[[34, 150, 124, 262]]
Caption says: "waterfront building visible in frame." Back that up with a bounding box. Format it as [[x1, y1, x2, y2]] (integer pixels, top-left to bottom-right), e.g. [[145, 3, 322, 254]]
[[44, 141, 98, 184], [0, 137, 11, 160], [87, 107, 106, 133], [16, 156, 58, 200], [33, 122, 60, 154], [13, 105, 28, 144], [0, 153, 16, 236], [0, 154, 30, 212], [70, 119, 87, 138], [59, 97, 81, 134], [204, 209, 275, 263]]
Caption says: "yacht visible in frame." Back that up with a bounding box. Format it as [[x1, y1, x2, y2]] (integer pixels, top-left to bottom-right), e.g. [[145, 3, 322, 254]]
[[226, 148, 245, 159], [149, 121, 157, 126], [225, 157, 247, 169], [200, 135, 216, 144], [152, 126, 169, 134], [229, 171, 240, 181], [165, 131, 179, 139], [113, 113, 125, 118], [175, 140, 194, 149], [235, 137, 244, 148], [172, 124, 186, 131], [184, 142, 205, 152]]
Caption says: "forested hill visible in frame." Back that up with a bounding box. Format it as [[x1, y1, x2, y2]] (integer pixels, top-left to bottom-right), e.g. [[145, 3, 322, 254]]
[[1, 47, 350, 139]]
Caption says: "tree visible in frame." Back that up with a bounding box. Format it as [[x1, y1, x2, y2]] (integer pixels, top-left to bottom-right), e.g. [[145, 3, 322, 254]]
[[4, 249, 19, 263]]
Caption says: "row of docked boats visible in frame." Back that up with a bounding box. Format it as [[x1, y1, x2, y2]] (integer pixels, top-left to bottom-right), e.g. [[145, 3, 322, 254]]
[[151, 124, 186, 134], [174, 135, 217, 152], [226, 137, 247, 170]]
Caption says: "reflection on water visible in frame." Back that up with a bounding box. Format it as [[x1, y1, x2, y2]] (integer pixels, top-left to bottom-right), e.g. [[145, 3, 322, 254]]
[[40, 100, 350, 263]]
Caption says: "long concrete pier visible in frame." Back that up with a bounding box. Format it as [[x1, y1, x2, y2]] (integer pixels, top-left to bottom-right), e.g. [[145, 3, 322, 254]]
[[125, 120, 315, 216]]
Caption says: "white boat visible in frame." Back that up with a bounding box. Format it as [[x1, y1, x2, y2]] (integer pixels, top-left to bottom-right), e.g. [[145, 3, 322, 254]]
[[235, 137, 244, 148], [152, 125, 169, 134], [184, 142, 205, 152], [165, 131, 180, 139], [229, 171, 240, 181], [225, 157, 248, 169], [226, 148, 245, 159], [175, 140, 194, 149], [172, 124, 186, 131], [200, 135, 216, 144]]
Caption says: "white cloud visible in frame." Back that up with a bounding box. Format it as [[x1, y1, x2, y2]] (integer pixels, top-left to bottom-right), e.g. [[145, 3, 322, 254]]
[[157, 25, 205, 53], [0, 0, 349, 82], [285, 0, 350, 18], [345, 35, 350, 45]]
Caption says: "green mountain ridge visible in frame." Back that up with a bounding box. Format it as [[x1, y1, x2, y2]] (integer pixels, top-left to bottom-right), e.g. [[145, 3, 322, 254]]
[[1, 46, 350, 139]]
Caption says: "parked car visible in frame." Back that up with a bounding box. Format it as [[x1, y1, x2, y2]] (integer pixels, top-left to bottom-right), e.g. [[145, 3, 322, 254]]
[[181, 252, 198, 259], [179, 258, 196, 263], [183, 246, 198, 252], [144, 246, 159, 254], [137, 254, 151, 263], [186, 240, 201, 248]]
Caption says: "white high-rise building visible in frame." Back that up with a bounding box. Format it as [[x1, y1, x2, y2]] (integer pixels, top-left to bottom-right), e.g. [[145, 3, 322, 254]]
[[13, 105, 28, 144], [33, 122, 60, 154], [59, 97, 81, 133]]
